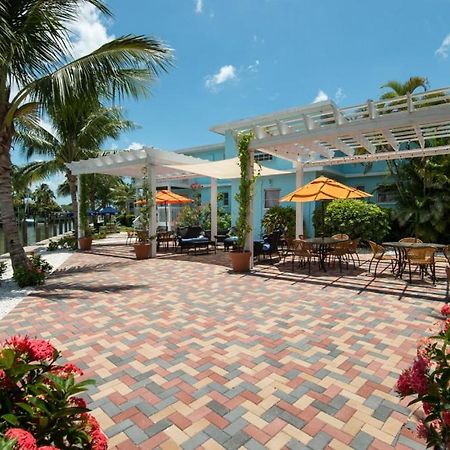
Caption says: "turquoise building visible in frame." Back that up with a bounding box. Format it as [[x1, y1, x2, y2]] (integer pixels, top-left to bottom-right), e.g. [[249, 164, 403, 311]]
[[175, 109, 395, 238]]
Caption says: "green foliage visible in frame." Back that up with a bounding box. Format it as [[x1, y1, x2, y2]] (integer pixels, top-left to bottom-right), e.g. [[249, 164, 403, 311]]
[[387, 155, 450, 243], [13, 254, 53, 287], [93, 231, 107, 240], [46, 235, 77, 252], [29, 184, 61, 218], [117, 213, 135, 227], [0, 335, 106, 449], [78, 174, 89, 237], [0, 262, 7, 283], [313, 200, 390, 241], [234, 131, 258, 250], [262, 206, 296, 237]]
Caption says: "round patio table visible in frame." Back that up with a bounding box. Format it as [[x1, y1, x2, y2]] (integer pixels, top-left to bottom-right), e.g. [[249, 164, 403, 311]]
[[382, 242, 447, 279], [303, 237, 348, 271]]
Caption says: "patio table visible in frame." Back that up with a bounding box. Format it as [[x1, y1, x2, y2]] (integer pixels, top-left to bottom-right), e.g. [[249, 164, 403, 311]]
[[303, 237, 348, 271], [382, 242, 447, 279]]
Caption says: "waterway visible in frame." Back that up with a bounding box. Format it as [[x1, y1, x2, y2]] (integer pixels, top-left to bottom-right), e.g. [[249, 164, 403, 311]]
[[0, 219, 74, 255]]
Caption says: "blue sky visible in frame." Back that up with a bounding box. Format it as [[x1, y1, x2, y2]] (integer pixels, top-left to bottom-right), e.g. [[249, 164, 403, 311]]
[[12, 0, 450, 199]]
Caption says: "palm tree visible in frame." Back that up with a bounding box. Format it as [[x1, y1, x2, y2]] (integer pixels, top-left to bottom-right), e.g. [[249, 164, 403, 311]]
[[0, 0, 172, 270], [30, 183, 60, 218], [20, 101, 135, 236], [380, 76, 429, 99]]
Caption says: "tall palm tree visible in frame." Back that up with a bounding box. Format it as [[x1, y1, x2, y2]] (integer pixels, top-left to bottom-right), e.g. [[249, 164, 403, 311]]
[[380, 76, 429, 99], [19, 101, 135, 236], [0, 0, 172, 270]]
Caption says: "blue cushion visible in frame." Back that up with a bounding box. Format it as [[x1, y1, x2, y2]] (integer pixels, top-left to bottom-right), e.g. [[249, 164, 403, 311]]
[[263, 243, 271, 251], [180, 237, 208, 244]]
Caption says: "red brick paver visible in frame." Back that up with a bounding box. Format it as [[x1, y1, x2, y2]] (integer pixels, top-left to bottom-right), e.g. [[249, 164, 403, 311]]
[[1, 240, 443, 449]]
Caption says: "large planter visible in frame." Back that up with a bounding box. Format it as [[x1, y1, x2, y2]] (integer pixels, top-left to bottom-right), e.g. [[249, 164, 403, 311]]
[[133, 243, 151, 260], [229, 251, 251, 272], [78, 236, 92, 251]]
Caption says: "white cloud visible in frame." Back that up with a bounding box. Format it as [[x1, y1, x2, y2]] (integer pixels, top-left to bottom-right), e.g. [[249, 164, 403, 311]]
[[247, 60, 260, 73], [313, 90, 329, 103], [205, 65, 237, 91], [69, 3, 115, 59], [334, 87, 346, 104], [436, 33, 450, 58], [127, 142, 144, 151], [195, 0, 203, 14]]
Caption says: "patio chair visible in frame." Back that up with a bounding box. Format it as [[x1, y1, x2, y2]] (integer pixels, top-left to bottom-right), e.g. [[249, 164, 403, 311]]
[[399, 237, 423, 243], [254, 231, 282, 263], [368, 241, 396, 276], [435, 245, 450, 265], [405, 246, 436, 283], [332, 233, 350, 241], [292, 239, 315, 274]]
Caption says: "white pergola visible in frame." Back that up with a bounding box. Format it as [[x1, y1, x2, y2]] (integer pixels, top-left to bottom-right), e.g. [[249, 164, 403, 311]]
[[66, 147, 289, 257], [210, 86, 450, 237]]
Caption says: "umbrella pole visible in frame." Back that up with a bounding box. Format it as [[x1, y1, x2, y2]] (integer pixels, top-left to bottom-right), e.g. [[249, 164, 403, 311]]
[[165, 202, 168, 231], [321, 202, 325, 237]]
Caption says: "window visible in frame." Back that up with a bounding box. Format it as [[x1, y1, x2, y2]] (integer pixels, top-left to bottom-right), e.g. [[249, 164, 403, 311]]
[[222, 192, 229, 207], [377, 187, 396, 203], [254, 151, 273, 162], [264, 189, 280, 208]]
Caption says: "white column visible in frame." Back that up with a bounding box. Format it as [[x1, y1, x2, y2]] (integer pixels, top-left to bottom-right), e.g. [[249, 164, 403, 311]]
[[167, 184, 172, 231], [76, 175, 82, 248], [147, 162, 157, 257], [210, 178, 218, 241], [295, 162, 304, 237], [245, 150, 254, 268]]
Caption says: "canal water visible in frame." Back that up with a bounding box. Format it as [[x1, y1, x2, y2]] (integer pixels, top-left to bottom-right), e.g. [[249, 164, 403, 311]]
[[0, 219, 74, 255]]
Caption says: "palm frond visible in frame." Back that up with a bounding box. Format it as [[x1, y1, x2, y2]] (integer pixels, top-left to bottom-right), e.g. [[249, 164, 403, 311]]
[[20, 159, 64, 184]]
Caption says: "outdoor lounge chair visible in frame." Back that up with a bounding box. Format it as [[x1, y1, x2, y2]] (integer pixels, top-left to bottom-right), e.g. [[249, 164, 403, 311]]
[[435, 245, 450, 265], [177, 226, 213, 254], [254, 231, 281, 263], [368, 241, 396, 276]]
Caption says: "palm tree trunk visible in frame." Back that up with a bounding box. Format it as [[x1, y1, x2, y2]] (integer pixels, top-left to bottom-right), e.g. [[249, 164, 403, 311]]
[[0, 114, 28, 270], [67, 170, 78, 239]]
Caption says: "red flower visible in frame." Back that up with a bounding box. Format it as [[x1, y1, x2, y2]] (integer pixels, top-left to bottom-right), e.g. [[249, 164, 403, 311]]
[[417, 421, 429, 439], [410, 356, 429, 395], [27, 339, 55, 361], [442, 304, 450, 316], [422, 402, 433, 415], [396, 369, 413, 396], [5, 428, 37, 450], [62, 363, 83, 376], [5, 335, 32, 354], [90, 429, 108, 450], [70, 397, 87, 409]]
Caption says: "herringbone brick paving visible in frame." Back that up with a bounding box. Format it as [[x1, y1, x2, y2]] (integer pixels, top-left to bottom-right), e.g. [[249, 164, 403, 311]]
[[1, 238, 445, 449]]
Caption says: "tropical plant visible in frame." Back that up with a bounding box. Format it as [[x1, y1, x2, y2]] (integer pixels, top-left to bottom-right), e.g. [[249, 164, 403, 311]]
[[380, 76, 428, 100], [135, 178, 153, 243], [262, 206, 296, 237], [20, 102, 135, 237], [13, 254, 53, 287], [30, 183, 60, 218], [0, 335, 106, 449], [396, 304, 450, 449], [313, 199, 390, 241], [234, 131, 258, 250], [0, 0, 172, 271]]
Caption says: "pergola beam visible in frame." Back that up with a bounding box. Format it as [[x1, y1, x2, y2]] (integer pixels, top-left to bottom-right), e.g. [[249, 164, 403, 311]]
[[382, 129, 399, 151]]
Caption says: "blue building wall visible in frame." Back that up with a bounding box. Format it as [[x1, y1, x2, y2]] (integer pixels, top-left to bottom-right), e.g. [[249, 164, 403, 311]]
[[179, 135, 394, 237]]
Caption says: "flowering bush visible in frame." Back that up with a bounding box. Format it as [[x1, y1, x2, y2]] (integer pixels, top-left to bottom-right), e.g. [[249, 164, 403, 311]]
[[13, 255, 53, 288], [396, 304, 450, 448], [0, 336, 107, 449]]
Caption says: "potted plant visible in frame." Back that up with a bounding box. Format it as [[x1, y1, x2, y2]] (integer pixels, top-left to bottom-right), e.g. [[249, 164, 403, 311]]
[[78, 174, 92, 251], [133, 177, 153, 259], [229, 131, 259, 272]]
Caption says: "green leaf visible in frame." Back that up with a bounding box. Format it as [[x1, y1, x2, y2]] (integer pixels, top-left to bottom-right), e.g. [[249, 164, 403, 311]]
[[1, 413, 19, 426], [0, 349, 15, 369], [16, 402, 34, 415]]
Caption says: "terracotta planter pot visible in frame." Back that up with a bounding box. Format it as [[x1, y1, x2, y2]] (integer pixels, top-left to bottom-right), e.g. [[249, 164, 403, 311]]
[[78, 237, 92, 251], [133, 243, 151, 260], [229, 251, 251, 272]]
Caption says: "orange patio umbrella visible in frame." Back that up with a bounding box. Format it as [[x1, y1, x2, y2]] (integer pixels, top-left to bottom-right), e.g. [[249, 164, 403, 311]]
[[155, 190, 192, 230], [280, 176, 371, 235], [280, 176, 371, 203]]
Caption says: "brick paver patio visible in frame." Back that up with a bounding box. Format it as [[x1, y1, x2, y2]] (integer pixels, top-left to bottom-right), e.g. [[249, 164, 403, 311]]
[[1, 238, 446, 449]]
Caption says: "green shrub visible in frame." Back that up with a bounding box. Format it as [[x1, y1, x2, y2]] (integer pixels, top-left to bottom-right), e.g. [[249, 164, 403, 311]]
[[117, 213, 135, 227], [262, 206, 296, 237], [313, 199, 390, 241], [0, 335, 107, 449], [13, 255, 53, 288], [47, 235, 77, 251], [93, 231, 106, 240]]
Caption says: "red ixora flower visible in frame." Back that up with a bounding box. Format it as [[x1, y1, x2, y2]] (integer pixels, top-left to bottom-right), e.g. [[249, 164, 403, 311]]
[[396, 369, 413, 396], [5, 335, 32, 354], [4, 336, 55, 362], [416, 421, 429, 439], [70, 397, 87, 409], [90, 429, 108, 450], [5, 428, 37, 450], [442, 304, 450, 316]]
